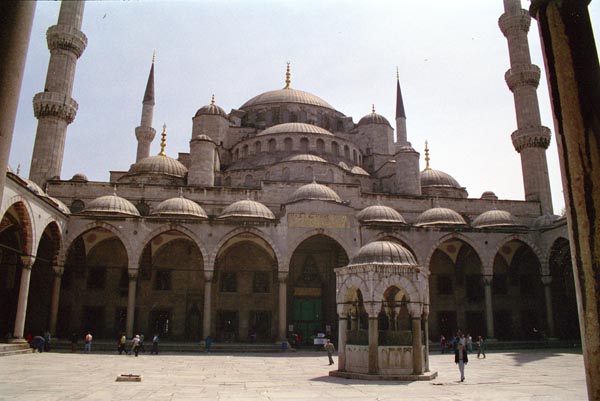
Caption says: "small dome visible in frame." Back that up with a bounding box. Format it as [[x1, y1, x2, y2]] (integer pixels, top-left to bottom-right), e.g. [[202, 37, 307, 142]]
[[47, 196, 70, 215], [286, 154, 327, 163], [194, 98, 227, 117], [357, 205, 406, 224], [532, 213, 561, 228], [351, 166, 369, 176], [152, 197, 208, 218], [288, 182, 342, 203], [71, 173, 88, 182], [241, 88, 335, 110], [480, 191, 498, 200], [357, 112, 391, 127], [129, 155, 188, 178], [473, 209, 518, 228], [258, 122, 333, 137], [338, 161, 350, 171], [416, 207, 467, 227], [218, 199, 275, 220], [421, 169, 462, 188], [349, 241, 417, 266], [82, 194, 140, 216], [25, 179, 45, 196]]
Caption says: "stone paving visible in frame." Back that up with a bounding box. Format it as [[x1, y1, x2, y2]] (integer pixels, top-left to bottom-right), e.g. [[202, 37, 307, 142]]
[[0, 349, 587, 400]]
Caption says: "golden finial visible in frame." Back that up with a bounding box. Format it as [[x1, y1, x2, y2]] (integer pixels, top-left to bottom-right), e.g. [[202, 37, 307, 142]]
[[211, 94, 215, 105], [284, 62, 291, 89], [372, 104, 376, 114], [152, 51, 155, 64], [424, 140, 431, 170], [396, 66, 399, 81], [159, 124, 167, 156]]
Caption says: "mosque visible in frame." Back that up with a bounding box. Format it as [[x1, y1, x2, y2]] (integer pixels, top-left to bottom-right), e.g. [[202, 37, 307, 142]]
[[0, 0, 579, 365]]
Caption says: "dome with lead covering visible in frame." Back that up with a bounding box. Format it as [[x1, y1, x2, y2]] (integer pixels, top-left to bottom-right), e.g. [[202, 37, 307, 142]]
[[71, 173, 88, 182], [351, 166, 369, 176], [195, 96, 227, 117], [473, 209, 518, 228], [416, 207, 467, 227], [128, 155, 188, 178], [349, 241, 417, 266], [258, 122, 333, 137], [357, 111, 391, 127], [532, 213, 561, 228], [153, 197, 208, 219], [357, 205, 406, 224], [421, 168, 462, 189], [286, 154, 327, 163], [241, 88, 334, 110], [288, 181, 342, 203], [218, 199, 275, 220], [82, 194, 140, 216]]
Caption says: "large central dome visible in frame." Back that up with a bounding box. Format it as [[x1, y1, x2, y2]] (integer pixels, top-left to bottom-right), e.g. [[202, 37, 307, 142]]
[[240, 88, 334, 110]]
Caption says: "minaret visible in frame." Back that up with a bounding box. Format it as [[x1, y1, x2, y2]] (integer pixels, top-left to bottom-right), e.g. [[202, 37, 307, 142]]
[[29, 1, 87, 186], [499, 0, 553, 214], [135, 55, 156, 162], [395, 67, 408, 146]]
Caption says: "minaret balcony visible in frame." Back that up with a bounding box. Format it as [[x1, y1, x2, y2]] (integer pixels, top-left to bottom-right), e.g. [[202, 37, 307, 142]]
[[511, 126, 551, 152], [46, 24, 88, 58], [505, 64, 541, 91], [498, 9, 531, 37], [135, 126, 157, 142], [33, 91, 78, 123]]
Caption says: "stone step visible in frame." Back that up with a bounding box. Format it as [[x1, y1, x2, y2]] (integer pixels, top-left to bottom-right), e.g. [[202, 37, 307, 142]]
[[0, 343, 33, 357], [49, 340, 285, 353]]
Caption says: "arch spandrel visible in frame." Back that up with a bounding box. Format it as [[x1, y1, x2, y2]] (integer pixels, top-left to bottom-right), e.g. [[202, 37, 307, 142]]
[[209, 227, 283, 271], [424, 232, 485, 271], [336, 274, 369, 307], [64, 221, 133, 268], [489, 234, 546, 273], [372, 275, 423, 307], [286, 229, 354, 269], [137, 224, 208, 268], [1, 197, 36, 258]]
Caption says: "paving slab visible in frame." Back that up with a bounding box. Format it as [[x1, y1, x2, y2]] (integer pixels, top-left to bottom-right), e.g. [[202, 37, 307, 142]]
[[0, 349, 587, 401]]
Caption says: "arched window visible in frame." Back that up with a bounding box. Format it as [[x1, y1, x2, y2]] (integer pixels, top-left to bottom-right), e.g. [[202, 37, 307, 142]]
[[244, 175, 254, 187], [344, 145, 350, 159], [316, 139, 325, 153], [268, 138, 276, 152], [284, 137, 293, 152], [304, 166, 313, 182], [353, 149, 358, 163], [332, 141, 339, 157], [282, 167, 290, 181], [242, 145, 248, 158], [254, 141, 262, 154], [300, 137, 309, 153], [234, 148, 239, 161]]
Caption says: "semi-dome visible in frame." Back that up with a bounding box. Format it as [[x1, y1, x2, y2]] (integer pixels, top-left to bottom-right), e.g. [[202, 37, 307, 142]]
[[194, 96, 227, 117], [338, 161, 350, 171], [128, 155, 188, 177], [152, 197, 208, 219], [286, 154, 327, 163], [71, 173, 88, 182], [416, 207, 467, 227], [258, 122, 333, 137], [288, 181, 342, 204], [349, 241, 417, 266], [356, 205, 406, 224], [241, 88, 334, 110], [82, 194, 140, 216], [421, 168, 462, 188], [473, 209, 518, 228], [351, 166, 369, 176], [532, 213, 561, 228], [357, 111, 391, 127], [218, 199, 275, 220]]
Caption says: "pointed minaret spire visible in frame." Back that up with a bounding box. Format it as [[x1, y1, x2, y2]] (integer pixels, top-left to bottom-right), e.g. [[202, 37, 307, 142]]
[[395, 67, 408, 146], [135, 54, 157, 162]]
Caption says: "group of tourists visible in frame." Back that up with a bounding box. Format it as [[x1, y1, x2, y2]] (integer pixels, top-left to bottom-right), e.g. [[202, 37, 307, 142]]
[[117, 333, 160, 356], [440, 330, 487, 382]]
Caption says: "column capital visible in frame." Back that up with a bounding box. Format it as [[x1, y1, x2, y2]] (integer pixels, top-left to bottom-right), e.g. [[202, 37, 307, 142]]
[[128, 268, 138, 280], [20, 256, 35, 269], [407, 302, 423, 318], [204, 270, 214, 282], [52, 265, 64, 276], [278, 271, 289, 283], [482, 275, 494, 286], [541, 275, 553, 286]]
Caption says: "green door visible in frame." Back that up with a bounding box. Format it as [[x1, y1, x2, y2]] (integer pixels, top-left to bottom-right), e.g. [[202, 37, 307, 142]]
[[293, 298, 322, 344]]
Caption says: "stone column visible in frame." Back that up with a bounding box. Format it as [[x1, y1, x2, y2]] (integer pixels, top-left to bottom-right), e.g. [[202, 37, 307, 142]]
[[337, 315, 348, 371], [541, 275, 555, 338], [530, 2, 600, 398], [13, 256, 34, 340], [411, 316, 423, 375], [49, 265, 64, 336], [483, 276, 495, 339], [0, 1, 35, 202], [203, 271, 213, 339], [278, 272, 288, 341], [367, 316, 379, 375], [423, 313, 430, 372], [126, 269, 138, 338]]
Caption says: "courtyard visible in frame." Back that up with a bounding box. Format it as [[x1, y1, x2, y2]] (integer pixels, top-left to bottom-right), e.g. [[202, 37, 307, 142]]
[[0, 349, 586, 400]]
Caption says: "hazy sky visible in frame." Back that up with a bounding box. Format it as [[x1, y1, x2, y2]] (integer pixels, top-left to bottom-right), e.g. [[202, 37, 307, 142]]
[[9, 1, 600, 213]]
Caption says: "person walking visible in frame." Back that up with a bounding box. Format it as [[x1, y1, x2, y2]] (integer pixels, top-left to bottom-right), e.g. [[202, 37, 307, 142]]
[[467, 334, 473, 353], [139, 333, 146, 353], [151, 333, 159, 355], [130, 335, 141, 356], [477, 336, 486, 358], [440, 335, 447, 354], [118, 333, 127, 355], [455, 343, 468, 382], [70, 332, 78, 353], [84, 332, 93, 353], [204, 335, 212, 353], [324, 339, 335, 365]]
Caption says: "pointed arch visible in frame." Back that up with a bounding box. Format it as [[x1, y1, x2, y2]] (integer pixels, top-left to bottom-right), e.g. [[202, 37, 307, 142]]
[[489, 234, 545, 272], [138, 223, 208, 266], [286, 229, 354, 269], [209, 227, 282, 271], [63, 221, 133, 266], [424, 232, 484, 271], [1, 196, 35, 258]]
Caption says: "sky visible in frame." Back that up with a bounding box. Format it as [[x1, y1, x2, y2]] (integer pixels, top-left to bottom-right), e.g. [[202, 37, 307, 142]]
[[9, 1, 600, 214]]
